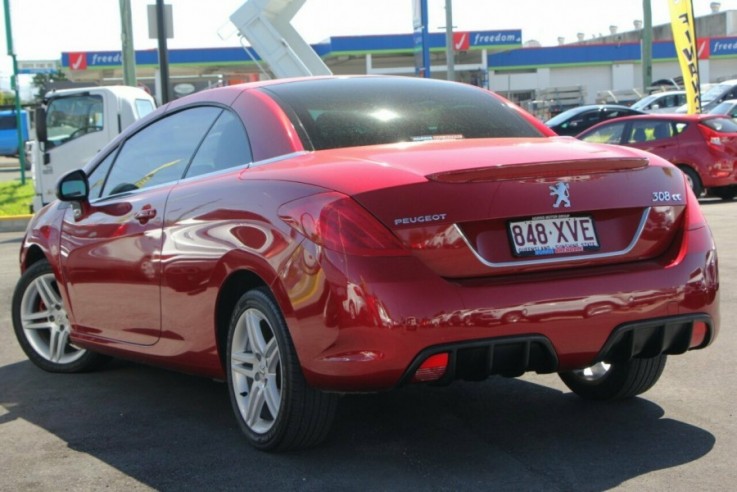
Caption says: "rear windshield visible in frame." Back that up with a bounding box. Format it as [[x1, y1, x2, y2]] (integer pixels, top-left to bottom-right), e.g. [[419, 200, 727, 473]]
[[701, 117, 737, 133], [263, 77, 542, 151]]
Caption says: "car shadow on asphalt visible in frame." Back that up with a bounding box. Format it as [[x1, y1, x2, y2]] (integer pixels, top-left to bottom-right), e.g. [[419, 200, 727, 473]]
[[0, 359, 715, 490]]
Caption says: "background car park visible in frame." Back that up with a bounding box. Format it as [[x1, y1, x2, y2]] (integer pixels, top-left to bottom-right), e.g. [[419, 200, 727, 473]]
[[577, 114, 737, 200], [631, 90, 687, 113], [544, 104, 645, 136]]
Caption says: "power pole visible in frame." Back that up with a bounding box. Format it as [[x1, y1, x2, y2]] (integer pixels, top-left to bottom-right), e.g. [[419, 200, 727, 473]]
[[445, 0, 455, 81], [642, 0, 653, 90], [119, 0, 137, 87], [156, 0, 171, 103], [3, 0, 26, 184]]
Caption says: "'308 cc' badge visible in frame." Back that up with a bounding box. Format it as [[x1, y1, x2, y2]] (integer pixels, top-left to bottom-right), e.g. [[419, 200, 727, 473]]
[[549, 182, 571, 208]]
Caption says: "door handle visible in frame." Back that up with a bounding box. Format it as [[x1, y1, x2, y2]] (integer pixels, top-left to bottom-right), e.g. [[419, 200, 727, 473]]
[[134, 205, 157, 224]]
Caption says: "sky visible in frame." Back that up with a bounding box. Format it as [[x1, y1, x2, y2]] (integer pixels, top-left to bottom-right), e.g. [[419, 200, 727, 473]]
[[0, 0, 735, 92]]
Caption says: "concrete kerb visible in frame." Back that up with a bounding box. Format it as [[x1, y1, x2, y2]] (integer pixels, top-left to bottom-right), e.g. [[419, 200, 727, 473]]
[[0, 215, 31, 233]]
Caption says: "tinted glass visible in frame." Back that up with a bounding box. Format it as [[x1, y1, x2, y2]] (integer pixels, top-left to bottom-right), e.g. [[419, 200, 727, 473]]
[[186, 110, 252, 178], [701, 117, 737, 133], [265, 78, 542, 151], [102, 106, 221, 197], [545, 107, 585, 127], [628, 121, 674, 142], [87, 149, 117, 200]]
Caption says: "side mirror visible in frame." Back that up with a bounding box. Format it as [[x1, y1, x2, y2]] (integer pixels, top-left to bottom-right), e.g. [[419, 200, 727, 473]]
[[651, 104, 660, 109], [34, 106, 47, 144], [57, 169, 89, 202]]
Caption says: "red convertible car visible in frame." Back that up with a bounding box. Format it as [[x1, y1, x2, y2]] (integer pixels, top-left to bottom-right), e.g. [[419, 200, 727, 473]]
[[12, 76, 719, 451]]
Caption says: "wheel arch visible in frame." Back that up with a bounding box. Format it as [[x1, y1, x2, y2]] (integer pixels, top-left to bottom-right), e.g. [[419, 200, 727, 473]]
[[22, 244, 47, 272], [214, 268, 296, 371], [676, 163, 704, 195]]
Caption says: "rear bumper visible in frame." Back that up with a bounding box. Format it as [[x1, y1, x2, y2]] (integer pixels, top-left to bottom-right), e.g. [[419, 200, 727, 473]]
[[394, 313, 714, 387], [281, 224, 719, 392]]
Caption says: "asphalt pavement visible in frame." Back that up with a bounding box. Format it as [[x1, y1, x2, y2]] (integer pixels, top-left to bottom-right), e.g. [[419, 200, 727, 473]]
[[0, 200, 735, 491]]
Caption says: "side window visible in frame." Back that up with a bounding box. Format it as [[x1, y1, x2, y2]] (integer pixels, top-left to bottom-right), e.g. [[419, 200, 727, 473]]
[[581, 122, 624, 144], [45, 95, 103, 149], [628, 121, 672, 143], [135, 99, 155, 118], [605, 109, 635, 120], [186, 110, 252, 178], [102, 106, 221, 197], [566, 111, 595, 129], [87, 149, 117, 200], [674, 122, 689, 135]]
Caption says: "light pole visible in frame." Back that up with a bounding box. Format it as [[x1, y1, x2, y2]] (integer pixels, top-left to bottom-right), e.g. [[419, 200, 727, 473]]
[[3, 0, 27, 184], [119, 0, 137, 87], [444, 0, 455, 81], [642, 0, 653, 90]]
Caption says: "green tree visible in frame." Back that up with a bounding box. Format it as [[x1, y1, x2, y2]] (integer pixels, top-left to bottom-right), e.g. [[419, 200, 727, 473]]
[[31, 71, 68, 102], [0, 91, 16, 107]]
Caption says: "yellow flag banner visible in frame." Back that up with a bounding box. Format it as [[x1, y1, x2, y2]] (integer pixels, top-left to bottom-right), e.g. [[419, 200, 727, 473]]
[[668, 0, 701, 114]]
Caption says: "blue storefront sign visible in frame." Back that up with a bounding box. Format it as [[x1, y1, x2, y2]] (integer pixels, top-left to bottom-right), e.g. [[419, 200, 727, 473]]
[[711, 37, 737, 57]]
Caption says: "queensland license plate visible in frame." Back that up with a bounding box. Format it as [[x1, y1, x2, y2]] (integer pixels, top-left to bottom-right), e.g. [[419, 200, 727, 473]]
[[508, 215, 600, 257]]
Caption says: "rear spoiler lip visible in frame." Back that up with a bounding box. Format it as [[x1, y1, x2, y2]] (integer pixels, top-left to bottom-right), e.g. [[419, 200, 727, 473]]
[[426, 157, 649, 183]]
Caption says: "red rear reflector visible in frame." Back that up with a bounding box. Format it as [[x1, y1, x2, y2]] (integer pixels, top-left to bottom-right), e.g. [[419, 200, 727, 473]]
[[690, 321, 708, 348], [412, 353, 449, 383]]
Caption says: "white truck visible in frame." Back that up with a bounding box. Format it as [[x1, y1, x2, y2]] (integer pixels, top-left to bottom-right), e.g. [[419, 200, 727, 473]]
[[29, 85, 156, 212]]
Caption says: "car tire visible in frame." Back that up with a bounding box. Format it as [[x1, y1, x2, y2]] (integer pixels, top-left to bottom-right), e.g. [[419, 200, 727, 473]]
[[678, 166, 703, 198], [226, 287, 339, 451], [558, 355, 667, 400], [711, 185, 737, 201], [12, 260, 110, 373]]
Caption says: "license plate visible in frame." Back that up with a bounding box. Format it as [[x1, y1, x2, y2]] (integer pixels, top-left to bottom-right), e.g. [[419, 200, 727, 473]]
[[508, 215, 600, 257]]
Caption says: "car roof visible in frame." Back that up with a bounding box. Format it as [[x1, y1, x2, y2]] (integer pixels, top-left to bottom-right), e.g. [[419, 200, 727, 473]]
[[576, 113, 730, 136]]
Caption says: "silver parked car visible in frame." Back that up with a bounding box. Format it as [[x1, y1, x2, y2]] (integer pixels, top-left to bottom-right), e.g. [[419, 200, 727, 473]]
[[708, 99, 737, 120], [631, 91, 686, 113]]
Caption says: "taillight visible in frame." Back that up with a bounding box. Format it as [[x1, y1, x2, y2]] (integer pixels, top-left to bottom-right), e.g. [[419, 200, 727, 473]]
[[698, 123, 726, 151], [279, 192, 408, 256], [683, 175, 707, 230], [411, 353, 449, 383]]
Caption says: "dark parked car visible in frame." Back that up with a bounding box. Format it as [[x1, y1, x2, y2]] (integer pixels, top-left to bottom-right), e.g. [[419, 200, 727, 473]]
[[12, 77, 719, 451], [545, 104, 645, 136], [578, 114, 737, 200]]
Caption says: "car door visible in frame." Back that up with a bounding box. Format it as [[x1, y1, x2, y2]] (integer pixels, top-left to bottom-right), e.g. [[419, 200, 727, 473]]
[[60, 106, 222, 345], [624, 120, 679, 162]]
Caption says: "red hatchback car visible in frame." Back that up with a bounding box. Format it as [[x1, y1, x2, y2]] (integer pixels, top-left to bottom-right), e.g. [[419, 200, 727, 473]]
[[577, 113, 737, 200], [12, 77, 719, 451]]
